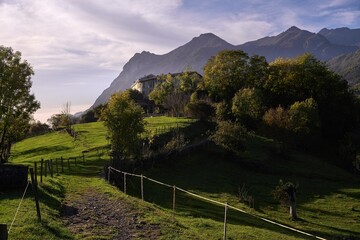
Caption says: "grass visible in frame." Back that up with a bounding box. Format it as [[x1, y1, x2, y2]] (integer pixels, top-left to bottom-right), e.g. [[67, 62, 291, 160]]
[[1, 116, 359, 239]]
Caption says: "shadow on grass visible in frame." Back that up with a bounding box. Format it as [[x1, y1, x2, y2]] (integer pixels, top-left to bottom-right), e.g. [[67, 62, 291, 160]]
[[0, 188, 33, 201], [113, 175, 312, 239], [18, 146, 71, 156], [107, 142, 360, 239], [41, 219, 74, 240], [299, 217, 360, 239]]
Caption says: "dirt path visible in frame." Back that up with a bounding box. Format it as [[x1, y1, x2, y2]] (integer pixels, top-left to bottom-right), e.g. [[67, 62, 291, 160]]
[[61, 187, 161, 240]]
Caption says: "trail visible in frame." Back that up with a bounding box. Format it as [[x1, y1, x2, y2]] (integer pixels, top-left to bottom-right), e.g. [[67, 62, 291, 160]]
[[61, 185, 161, 239]]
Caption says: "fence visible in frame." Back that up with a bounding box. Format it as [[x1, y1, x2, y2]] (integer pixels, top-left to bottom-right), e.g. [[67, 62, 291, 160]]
[[2, 152, 92, 239], [146, 121, 193, 137], [107, 166, 327, 240], [4, 171, 38, 239], [31, 153, 86, 183]]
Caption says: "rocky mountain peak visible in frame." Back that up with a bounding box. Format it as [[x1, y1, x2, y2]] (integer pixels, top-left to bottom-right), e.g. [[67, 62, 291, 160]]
[[90, 27, 360, 109]]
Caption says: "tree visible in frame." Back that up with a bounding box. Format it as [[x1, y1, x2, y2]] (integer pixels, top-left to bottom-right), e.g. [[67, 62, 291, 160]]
[[272, 180, 298, 219], [203, 50, 268, 102], [47, 114, 64, 130], [0, 46, 40, 163], [149, 72, 202, 117], [204, 50, 250, 101], [263, 99, 320, 144], [179, 71, 202, 94], [215, 101, 233, 121], [81, 103, 107, 123], [27, 120, 50, 137], [102, 91, 145, 160], [61, 101, 72, 133], [232, 88, 263, 128], [148, 74, 175, 105], [287, 98, 320, 135], [265, 53, 359, 139]]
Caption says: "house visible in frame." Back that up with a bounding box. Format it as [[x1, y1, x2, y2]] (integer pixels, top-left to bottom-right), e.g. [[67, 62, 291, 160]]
[[130, 74, 159, 97], [131, 72, 202, 98]]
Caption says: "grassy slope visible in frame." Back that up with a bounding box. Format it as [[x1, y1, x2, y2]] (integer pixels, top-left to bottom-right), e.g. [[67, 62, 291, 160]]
[[1, 117, 359, 239]]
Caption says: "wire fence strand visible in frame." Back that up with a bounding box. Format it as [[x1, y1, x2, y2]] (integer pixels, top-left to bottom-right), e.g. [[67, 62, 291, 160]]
[[8, 181, 30, 234], [107, 166, 327, 240]]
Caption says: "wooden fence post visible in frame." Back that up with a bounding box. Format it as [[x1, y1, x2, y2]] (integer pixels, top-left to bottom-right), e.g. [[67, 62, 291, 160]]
[[34, 162, 38, 186], [61, 157, 64, 173], [123, 173, 127, 194], [107, 167, 111, 182], [223, 203, 228, 240], [44, 160, 47, 177], [0, 224, 7, 240], [141, 175, 144, 201], [55, 158, 59, 175], [67, 158, 70, 171], [49, 159, 53, 178], [173, 185, 176, 212], [40, 159, 44, 183], [29, 168, 41, 222]]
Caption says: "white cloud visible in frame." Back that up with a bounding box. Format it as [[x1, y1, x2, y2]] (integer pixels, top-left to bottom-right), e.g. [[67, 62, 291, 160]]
[[319, 0, 352, 10], [1, 0, 358, 122]]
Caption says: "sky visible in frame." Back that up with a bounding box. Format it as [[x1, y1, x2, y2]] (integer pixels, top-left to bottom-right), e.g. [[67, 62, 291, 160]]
[[1, 0, 359, 122]]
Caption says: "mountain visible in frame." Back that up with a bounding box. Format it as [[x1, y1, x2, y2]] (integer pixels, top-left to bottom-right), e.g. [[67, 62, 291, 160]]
[[238, 26, 357, 61], [318, 27, 360, 47], [92, 33, 235, 107], [327, 49, 360, 86], [91, 27, 360, 108]]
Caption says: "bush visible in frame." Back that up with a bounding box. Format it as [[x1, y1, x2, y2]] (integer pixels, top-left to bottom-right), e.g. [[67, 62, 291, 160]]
[[232, 88, 263, 129], [271, 180, 299, 219], [211, 121, 247, 155], [185, 100, 215, 121], [215, 101, 233, 121]]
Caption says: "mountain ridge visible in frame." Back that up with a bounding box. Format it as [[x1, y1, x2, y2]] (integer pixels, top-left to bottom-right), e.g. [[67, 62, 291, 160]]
[[91, 26, 360, 108]]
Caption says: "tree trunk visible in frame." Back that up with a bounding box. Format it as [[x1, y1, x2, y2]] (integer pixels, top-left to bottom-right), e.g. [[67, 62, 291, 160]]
[[289, 199, 297, 219], [289, 191, 297, 219]]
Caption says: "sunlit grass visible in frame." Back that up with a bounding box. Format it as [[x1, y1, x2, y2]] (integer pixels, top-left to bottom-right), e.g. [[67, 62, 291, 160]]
[[2, 116, 359, 239]]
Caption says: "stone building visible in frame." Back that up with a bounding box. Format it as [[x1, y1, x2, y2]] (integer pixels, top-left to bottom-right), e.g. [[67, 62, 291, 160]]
[[130, 74, 159, 97]]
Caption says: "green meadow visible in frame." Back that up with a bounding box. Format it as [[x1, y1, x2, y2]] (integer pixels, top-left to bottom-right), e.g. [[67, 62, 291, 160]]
[[1, 117, 359, 239]]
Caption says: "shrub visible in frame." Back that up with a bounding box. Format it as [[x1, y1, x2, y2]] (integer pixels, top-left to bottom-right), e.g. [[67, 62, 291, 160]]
[[271, 180, 298, 219], [215, 101, 233, 121], [185, 100, 215, 121], [232, 88, 263, 128], [211, 121, 247, 155]]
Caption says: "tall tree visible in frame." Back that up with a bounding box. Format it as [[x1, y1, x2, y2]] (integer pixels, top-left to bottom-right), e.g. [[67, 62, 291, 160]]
[[203, 50, 268, 102], [102, 91, 145, 160], [265, 53, 359, 139], [204, 50, 250, 101], [149, 72, 202, 116], [0, 46, 40, 163], [232, 88, 263, 128]]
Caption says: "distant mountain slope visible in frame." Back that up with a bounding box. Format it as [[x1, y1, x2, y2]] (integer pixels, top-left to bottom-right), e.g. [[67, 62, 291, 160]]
[[238, 26, 357, 61], [327, 49, 360, 86], [319, 27, 360, 47], [92, 33, 235, 107], [91, 27, 359, 108]]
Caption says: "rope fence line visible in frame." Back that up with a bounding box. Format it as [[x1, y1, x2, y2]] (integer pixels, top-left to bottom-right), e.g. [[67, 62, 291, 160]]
[[107, 166, 327, 240], [8, 181, 30, 234]]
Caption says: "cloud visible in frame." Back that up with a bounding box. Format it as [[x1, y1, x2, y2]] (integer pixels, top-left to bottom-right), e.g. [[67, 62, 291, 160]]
[[1, 0, 358, 122]]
